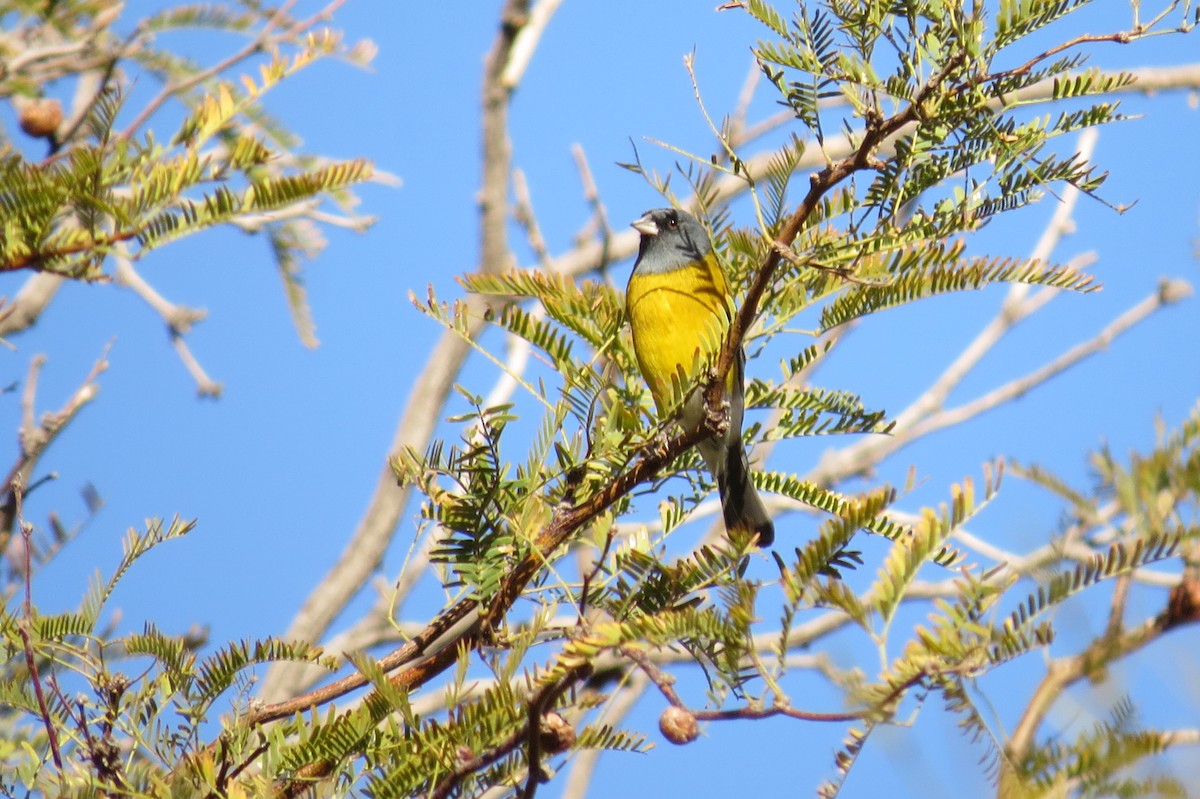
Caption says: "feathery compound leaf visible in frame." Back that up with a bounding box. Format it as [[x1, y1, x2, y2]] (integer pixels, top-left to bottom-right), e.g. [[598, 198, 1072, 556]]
[[413, 396, 544, 600], [0, 673, 39, 714], [463, 266, 572, 301], [756, 474, 910, 541], [746, 382, 891, 438], [1016, 698, 1183, 795], [995, 0, 1092, 49], [134, 160, 371, 254], [269, 220, 321, 347], [575, 724, 649, 753], [141, 4, 262, 33], [278, 703, 380, 773], [346, 651, 416, 724], [1051, 68, 1137, 100], [999, 532, 1181, 639], [32, 609, 100, 641], [777, 485, 897, 604], [779, 340, 835, 378], [819, 252, 1097, 330], [873, 464, 1003, 627], [752, 3, 840, 141], [545, 605, 747, 685], [121, 622, 198, 694], [194, 638, 337, 710], [746, 0, 790, 39], [606, 543, 747, 620], [762, 132, 808, 226], [818, 725, 873, 799], [808, 575, 873, 630], [494, 304, 576, 373], [105, 517, 196, 606], [246, 159, 373, 211], [465, 270, 626, 361]]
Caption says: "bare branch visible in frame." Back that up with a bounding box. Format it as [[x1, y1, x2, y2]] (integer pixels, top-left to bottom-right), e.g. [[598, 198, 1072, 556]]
[[570, 144, 612, 256], [0, 274, 64, 337], [513, 169, 554, 270], [499, 0, 563, 89], [904, 279, 1192, 441], [113, 252, 208, 335], [1, 352, 107, 542], [1002, 614, 1171, 789], [171, 335, 223, 399]]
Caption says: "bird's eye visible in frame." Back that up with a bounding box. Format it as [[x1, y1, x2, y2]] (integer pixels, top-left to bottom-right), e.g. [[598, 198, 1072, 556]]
[[665, 214, 678, 229]]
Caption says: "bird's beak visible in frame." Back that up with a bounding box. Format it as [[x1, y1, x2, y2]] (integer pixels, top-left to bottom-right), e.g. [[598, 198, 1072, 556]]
[[630, 214, 659, 237]]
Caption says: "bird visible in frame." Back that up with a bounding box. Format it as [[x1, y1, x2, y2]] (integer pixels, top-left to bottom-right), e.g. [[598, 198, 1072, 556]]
[[625, 207, 775, 547]]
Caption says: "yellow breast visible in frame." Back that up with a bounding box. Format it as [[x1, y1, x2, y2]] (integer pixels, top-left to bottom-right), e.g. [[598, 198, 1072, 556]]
[[626, 253, 734, 415]]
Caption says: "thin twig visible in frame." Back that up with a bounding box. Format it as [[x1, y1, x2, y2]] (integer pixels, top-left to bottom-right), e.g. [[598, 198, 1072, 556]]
[[119, 0, 303, 138], [621, 645, 876, 724], [171, 335, 223, 399], [905, 279, 1192, 441], [513, 169, 555, 270], [1, 352, 107, 540], [15, 479, 63, 770], [113, 251, 208, 335]]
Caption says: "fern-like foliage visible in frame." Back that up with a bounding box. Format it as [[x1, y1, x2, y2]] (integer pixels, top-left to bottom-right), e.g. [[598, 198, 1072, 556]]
[[731, 0, 1147, 350], [0, 514, 339, 796], [1016, 698, 1186, 798], [0, 3, 375, 344], [394, 393, 538, 600]]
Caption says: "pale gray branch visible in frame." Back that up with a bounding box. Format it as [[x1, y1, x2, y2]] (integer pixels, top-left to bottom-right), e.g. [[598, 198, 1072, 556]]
[[0, 274, 64, 337]]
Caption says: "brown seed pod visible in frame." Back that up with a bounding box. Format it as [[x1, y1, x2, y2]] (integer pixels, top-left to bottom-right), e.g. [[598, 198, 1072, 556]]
[[1165, 571, 1200, 628], [17, 97, 62, 139], [658, 706, 700, 745]]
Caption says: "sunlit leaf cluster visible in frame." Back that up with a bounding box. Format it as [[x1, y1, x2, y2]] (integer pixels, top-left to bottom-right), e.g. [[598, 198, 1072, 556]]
[[0, 1, 376, 344]]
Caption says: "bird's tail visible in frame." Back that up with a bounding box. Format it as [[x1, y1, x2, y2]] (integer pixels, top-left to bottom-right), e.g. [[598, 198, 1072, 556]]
[[716, 444, 775, 547]]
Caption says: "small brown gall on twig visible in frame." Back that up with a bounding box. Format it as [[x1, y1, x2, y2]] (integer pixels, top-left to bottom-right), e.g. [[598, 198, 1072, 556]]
[[658, 706, 699, 745]]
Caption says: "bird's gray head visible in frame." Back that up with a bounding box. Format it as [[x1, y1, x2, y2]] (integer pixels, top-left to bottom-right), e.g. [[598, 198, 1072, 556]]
[[630, 208, 711, 275]]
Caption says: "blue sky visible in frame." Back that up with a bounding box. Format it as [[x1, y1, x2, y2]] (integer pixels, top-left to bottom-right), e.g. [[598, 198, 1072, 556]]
[[8, 2, 1200, 796]]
